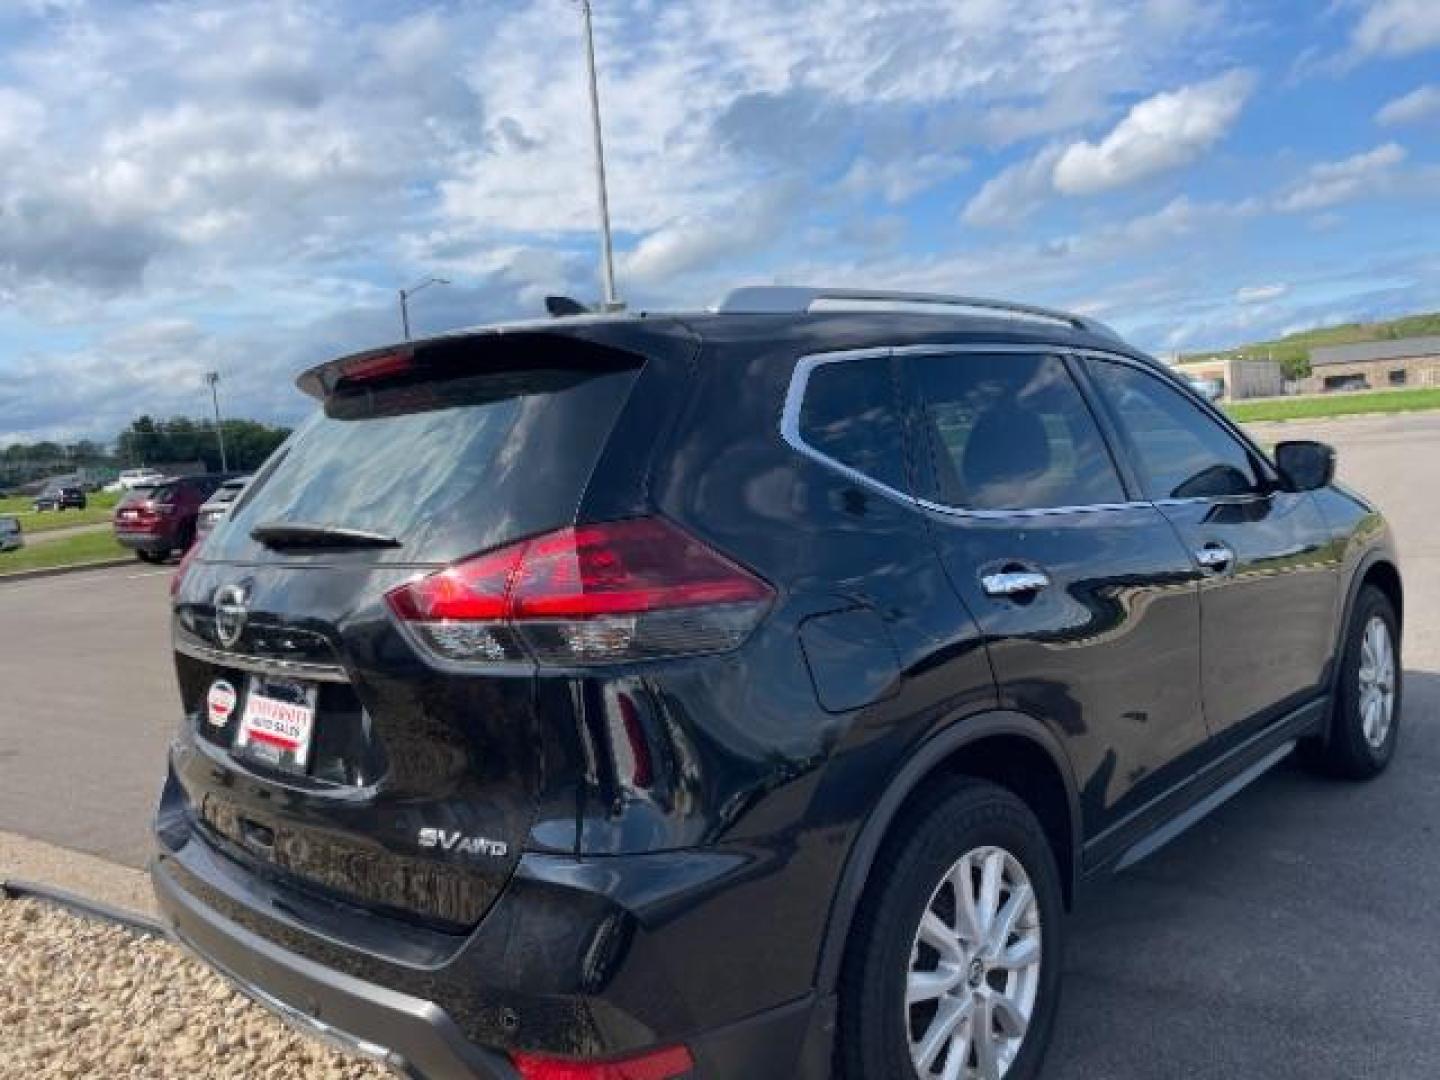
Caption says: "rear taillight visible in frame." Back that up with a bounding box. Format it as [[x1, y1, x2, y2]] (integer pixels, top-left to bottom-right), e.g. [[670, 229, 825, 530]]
[[510, 1045, 694, 1080], [386, 518, 773, 667]]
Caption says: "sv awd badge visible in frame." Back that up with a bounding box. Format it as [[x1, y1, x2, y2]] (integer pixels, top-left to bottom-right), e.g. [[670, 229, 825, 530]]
[[418, 828, 509, 859]]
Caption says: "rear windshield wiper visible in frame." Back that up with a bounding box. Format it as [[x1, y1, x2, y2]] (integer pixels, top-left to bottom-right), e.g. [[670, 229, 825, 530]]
[[250, 522, 402, 550]]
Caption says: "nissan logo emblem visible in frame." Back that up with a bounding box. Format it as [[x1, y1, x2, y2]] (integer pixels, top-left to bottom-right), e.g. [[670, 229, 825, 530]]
[[213, 583, 251, 648]]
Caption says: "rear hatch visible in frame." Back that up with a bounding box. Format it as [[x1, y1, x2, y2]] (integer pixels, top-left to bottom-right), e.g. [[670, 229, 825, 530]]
[[170, 329, 648, 929], [114, 486, 161, 533]]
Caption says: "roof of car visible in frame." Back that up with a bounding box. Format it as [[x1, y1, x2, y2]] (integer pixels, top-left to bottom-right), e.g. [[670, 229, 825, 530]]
[[298, 286, 1156, 395]]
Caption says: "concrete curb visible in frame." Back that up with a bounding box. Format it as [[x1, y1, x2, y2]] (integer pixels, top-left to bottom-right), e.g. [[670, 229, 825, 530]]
[[3, 878, 166, 937], [0, 557, 137, 584]]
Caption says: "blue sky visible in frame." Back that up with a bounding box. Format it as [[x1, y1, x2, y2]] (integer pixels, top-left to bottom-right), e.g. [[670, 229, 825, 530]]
[[0, 0, 1437, 443]]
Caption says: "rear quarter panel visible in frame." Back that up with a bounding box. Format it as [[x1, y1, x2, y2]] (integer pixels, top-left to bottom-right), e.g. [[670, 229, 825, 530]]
[[568, 325, 998, 1012]]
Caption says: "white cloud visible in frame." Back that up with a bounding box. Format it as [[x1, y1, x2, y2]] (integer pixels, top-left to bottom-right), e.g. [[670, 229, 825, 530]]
[[1052, 70, 1255, 195], [962, 146, 1064, 227], [964, 71, 1254, 226], [1235, 283, 1289, 304], [1350, 0, 1440, 58], [1042, 195, 1262, 260], [1276, 142, 1408, 212], [620, 185, 800, 285], [839, 153, 969, 205], [0, 87, 43, 149], [1377, 84, 1440, 126]]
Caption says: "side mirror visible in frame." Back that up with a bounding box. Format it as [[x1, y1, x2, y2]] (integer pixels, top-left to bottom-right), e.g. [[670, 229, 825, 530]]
[[1274, 440, 1336, 492]]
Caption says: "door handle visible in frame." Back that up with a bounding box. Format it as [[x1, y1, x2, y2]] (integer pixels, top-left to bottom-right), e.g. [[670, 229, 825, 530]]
[[1194, 542, 1234, 572], [981, 569, 1050, 599]]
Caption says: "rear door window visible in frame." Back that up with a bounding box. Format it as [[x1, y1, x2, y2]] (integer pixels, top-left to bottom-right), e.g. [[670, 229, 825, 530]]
[[902, 351, 1125, 511], [209, 360, 642, 565], [795, 356, 908, 492]]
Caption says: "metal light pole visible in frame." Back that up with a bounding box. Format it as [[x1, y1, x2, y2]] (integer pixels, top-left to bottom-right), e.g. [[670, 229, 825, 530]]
[[577, 0, 622, 311], [205, 372, 229, 473], [399, 277, 451, 340]]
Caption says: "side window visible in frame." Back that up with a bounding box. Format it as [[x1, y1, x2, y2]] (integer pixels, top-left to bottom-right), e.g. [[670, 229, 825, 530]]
[[903, 352, 1125, 511], [1088, 360, 1261, 500], [796, 356, 908, 492]]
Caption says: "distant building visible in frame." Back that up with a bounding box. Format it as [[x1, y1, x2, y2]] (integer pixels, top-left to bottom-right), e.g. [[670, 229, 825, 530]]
[[1172, 355, 1284, 401], [1299, 336, 1440, 393]]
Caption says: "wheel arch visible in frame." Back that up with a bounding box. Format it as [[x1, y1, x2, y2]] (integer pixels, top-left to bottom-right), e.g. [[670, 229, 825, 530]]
[[1334, 553, 1404, 691], [1359, 558, 1403, 630], [815, 710, 1081, 996]]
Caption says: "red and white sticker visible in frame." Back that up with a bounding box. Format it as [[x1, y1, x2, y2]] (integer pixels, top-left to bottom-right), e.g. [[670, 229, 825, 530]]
[[207, 680, 238, 728], [237, 690, 316, 767]]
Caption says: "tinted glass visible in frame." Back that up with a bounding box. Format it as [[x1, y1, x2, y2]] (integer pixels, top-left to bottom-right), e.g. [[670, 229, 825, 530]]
[[905, 352, 1124, 510], [1089, 360, 1260, 500], [208, 364, 640, 564], [798, 357, 907, 492]]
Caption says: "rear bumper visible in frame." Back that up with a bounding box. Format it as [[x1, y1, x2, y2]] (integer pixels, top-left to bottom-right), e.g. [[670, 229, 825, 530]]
[[152, 769, 828, 1080], [115, 530, 174, 553], [153, 856, 516, 1080]]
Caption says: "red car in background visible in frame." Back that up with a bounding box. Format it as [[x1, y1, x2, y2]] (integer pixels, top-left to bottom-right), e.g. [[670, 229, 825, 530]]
[[114, 474, 239, 563]]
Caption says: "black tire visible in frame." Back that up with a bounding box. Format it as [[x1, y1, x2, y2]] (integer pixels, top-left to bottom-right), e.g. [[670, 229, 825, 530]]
[[838, 779, 1064, 1080], [1301, 586, 1401, 780], [136, 550, 166, 564]]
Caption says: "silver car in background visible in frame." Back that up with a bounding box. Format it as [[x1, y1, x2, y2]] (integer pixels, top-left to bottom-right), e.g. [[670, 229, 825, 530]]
[[195, 475, 250, 541], [0, 515, 22, 552]]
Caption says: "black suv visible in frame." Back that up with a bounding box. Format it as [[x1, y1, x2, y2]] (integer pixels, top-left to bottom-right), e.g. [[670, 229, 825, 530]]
[[33, 485, 87, 511], [153, 288, 1403, 1080]]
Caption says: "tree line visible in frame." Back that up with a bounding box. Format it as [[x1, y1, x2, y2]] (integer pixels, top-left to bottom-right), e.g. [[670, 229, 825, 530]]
[[1, 416, 291, 486]]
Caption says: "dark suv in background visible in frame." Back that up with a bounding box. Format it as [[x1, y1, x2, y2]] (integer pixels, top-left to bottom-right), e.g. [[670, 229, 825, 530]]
[[153, 288, 1402, 1080], [33, 485, 87, 511], [115, 473, 237, 562]]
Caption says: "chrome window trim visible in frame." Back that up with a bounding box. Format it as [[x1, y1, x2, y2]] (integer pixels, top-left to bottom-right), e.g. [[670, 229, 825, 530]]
[[781, 342, 1164, 520], [174, 637, 351, 684]]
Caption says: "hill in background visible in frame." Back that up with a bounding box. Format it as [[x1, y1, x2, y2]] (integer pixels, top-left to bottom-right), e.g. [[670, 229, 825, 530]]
[[1178, 310, 1440, 379]]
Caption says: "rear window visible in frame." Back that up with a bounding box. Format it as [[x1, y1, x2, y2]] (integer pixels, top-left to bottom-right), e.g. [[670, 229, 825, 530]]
[[797, 357, 907, 492], [208, 359, 642, 565], [212, 482, 245, 504]]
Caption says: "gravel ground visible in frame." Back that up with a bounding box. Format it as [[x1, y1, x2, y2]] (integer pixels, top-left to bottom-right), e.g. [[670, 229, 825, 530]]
[[0, 897, 393, 1079]]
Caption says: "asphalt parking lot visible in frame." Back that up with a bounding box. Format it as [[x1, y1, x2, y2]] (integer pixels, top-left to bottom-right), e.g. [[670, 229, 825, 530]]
[[2, 412, 1439, 1077], [0, 564, 173, 866]]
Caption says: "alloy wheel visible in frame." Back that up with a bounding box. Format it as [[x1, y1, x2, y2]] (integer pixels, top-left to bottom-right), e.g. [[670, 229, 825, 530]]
[[906, 846, 1042, 1080], [1358, 615, 1396, 749]]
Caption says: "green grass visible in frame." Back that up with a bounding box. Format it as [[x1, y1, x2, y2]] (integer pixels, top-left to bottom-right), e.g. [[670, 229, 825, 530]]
[[1226, 387, 1440, 423], [0, 490, 121, 533], [0, 531, 131, 575]]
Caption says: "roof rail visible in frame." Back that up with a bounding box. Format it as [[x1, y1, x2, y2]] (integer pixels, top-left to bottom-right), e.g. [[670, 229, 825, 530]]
[[713, 286, 1121, 339]]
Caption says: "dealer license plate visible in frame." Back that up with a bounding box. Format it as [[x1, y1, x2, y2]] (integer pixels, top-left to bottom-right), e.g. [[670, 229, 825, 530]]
[[234, 678, 317, 774]]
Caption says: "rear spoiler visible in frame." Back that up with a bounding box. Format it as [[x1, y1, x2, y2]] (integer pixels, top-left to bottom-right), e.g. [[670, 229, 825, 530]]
[[295, 324, 657, 401]]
